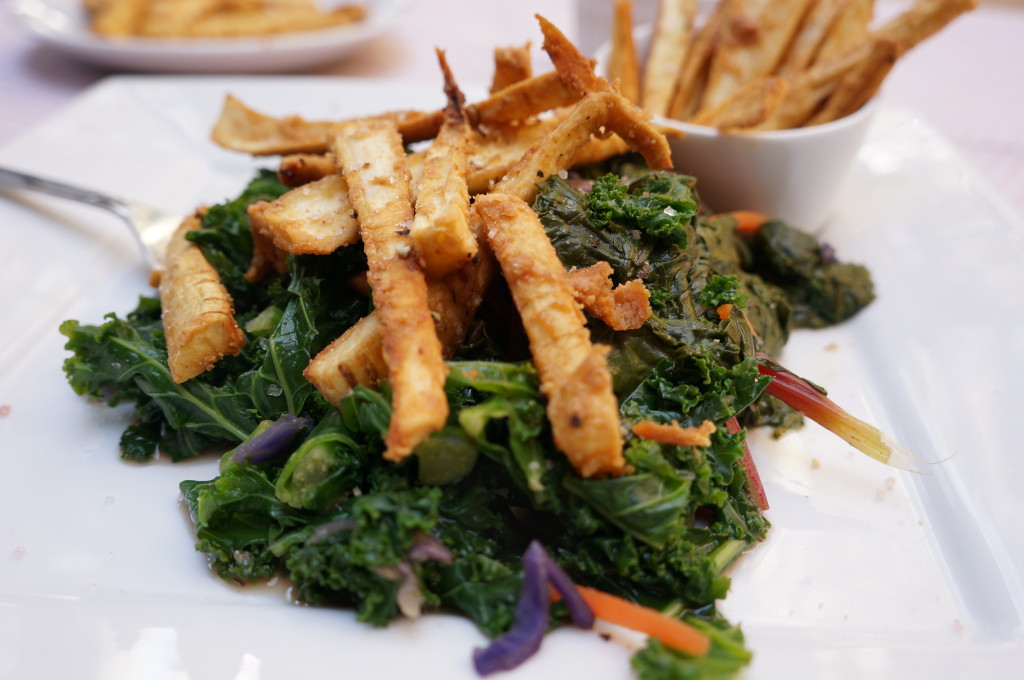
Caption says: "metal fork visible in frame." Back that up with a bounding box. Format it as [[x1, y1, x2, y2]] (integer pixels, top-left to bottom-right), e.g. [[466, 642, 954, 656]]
[[0, 165, 182, 268]]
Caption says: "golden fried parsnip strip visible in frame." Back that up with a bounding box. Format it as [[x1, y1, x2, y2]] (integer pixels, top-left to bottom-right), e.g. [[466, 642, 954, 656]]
[[184, 5, 365, 38], [137, 0, 217, 37], [304, 313, 388, 407], [475, 193, 624, 478], [609, 0, 641, 103], [247, 174, 359, 255], [641, 0, 698, 116], [331, 119, 448, 462], [776, 0, 848, 75], [814, 0, 874, 65], [304, 225, 494, 402], [212, 72, 579, 156], [873, 0, 977, 53], [537, 14, 609, 96], [632, 419, 717, 447], [493, 90, 673, 203], [411, 50, 477, 278], [667, 3, 726, 120], [211, 94, 339, 156], [90, 0, 145, 35], [806, 37, 899, 125], [699, 0, 817, 113], [160, 212, 245, 384], [750, 39, 872, 130], [567, 261, 652, 331], [277, 153, 336, 187], [490, 43, 534, 94], [690, 76, 788, 130], [244, 203, 289, 283]]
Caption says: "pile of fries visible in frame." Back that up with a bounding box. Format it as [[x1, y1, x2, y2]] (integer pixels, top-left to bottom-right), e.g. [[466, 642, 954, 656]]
[[160, 17, 679, 479], [83, 0, 365, 39], [608, 0, 976, 131]]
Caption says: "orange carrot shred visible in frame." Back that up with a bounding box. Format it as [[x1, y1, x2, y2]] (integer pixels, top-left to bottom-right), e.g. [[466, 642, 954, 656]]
[[717, 210, 767, 234], [552, 584, 711, 656]]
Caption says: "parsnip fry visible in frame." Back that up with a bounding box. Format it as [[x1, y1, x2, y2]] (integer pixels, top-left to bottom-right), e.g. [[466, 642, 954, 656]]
[[568, 261, 651, 331], [537, 14, 609, 95], [304, 313, 387, 407], [277, 153, 336, 187], [475, 193, 624, 479], [494, 90, 673, 203], [331, 119, 448, 462], [874, 0, 978, 53], [211, 94, 339, 156], [246, 173, 360, 255], [690, 76, 788, 130], [814, 0, 874, 65], [641, 0, 698, 116], [304, 227, 494, 401], [160, 212, 245, 384], [490, 43, 534, 94], [751, 39, 872, 130], [776, 0, 848, 76], [806, 37, 899, 124], [668, 3, 726, 120], [89, 0, 145, 36], [609, 0, 641, 104], [698, 0, 816, 113], [411, 50, 477, 277]]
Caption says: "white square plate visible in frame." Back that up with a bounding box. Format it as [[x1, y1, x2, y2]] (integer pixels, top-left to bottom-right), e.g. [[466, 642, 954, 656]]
[[0, 76, 1022, 679]]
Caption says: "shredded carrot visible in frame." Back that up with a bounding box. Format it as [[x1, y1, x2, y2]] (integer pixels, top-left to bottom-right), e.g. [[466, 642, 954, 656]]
[[552, 585, 711, 656], [716, 303, 733, 320], [718, 210, 767, 234], [632, 419, 716, 447]]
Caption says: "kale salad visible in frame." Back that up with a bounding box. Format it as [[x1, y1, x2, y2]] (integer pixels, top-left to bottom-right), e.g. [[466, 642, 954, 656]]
[[61, 160, 874, 679]]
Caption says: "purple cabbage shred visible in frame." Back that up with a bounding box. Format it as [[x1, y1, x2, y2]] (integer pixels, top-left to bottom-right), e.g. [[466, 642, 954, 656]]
[[229, 413, 311, 464], [472, 540, 593, 676]]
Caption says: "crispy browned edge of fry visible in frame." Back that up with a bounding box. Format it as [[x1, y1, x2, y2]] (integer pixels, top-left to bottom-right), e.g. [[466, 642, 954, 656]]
[[160, 211, 245, 384], [690, 76, 789, 130], [641, 0, 698, 116], [410, 49, 478, 278], [474, 193, 624, 478], [490, 42, 534, 94], [567, 261, 652, 331], [609, 0, 641, 104], [278, 153, 336, 187], [331, 118, 449, 462], [698, 0, 817, 115], [667, 3, 726, 120]]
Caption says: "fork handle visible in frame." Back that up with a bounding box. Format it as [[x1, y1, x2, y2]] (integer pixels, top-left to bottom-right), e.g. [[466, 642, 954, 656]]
[[0, 166, 128, 217]]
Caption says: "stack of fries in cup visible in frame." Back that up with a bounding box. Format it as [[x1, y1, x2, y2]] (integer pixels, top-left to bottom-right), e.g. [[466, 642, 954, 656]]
[[159, 17, 697, 479], [83, 0, 366, 38], [608, 0, 976, 131]]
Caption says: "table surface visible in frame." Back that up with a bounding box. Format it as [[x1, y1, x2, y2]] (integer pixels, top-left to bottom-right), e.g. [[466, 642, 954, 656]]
[[2, 0, 1023, 217]]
